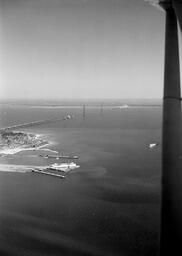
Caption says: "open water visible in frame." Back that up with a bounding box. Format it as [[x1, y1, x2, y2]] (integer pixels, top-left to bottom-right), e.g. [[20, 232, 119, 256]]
[[0, 100, 161, 256]]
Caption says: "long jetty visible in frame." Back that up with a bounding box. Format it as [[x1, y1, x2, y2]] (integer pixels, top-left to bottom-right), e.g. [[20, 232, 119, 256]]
[[39, 154, 79, 159], [32, 169, 65, 179]]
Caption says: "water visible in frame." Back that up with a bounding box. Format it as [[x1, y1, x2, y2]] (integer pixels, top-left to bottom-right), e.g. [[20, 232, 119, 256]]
[[0, 101, 161, 256]]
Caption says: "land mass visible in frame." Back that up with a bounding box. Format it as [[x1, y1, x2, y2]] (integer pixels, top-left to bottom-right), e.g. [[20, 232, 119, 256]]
[[0, 131, 48, 154]]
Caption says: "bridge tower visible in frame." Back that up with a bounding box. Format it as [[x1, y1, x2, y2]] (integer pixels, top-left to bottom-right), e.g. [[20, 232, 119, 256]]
[[83, 104, 86, 119]]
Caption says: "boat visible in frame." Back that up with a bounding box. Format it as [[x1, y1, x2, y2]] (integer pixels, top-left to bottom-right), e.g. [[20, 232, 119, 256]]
[[149, 143, 158, 149], [112, 105, 129, 110], [49, 162, 80, 172], [63, 114, 73, 120]]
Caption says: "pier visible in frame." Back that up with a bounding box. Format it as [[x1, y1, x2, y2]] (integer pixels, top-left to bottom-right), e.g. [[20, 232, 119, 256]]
[[32, 169, 66, 179], [39, 154, 79, 159]]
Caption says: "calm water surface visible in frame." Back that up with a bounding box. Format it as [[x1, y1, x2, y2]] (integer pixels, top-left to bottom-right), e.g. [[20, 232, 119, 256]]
[[0, 104, 161, 256]]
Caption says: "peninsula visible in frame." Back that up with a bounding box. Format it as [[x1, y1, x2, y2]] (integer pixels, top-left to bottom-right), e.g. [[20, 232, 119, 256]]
[[0, 131, 48, 155]]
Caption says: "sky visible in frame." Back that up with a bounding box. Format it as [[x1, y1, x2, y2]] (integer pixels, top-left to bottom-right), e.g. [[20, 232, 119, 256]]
[[0, 0, 170, 99]]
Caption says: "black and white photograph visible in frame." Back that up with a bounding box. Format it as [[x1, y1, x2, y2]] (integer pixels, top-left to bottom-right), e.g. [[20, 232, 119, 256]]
[[0, 0, 182, 255]]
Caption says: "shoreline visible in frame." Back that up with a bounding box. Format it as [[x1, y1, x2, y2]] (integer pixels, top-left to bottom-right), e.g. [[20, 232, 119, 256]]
[[0, 163, 45, 173], [0, 142, 59, 155], [0, 130, 58, 156]]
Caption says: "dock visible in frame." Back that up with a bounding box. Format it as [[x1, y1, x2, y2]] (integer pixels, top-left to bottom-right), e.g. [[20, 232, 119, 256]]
[[39, 154, 79, 159], [32, 169, 65, 179]]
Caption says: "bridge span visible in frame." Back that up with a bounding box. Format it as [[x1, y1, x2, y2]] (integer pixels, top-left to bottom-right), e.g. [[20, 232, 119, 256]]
[[0, 116, 70, 132]]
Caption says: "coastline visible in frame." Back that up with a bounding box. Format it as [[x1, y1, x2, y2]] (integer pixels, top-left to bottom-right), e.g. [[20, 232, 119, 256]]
[[0, 164, 45, 173], [0, 164, 32, 173], [0, 130, 58, 156]]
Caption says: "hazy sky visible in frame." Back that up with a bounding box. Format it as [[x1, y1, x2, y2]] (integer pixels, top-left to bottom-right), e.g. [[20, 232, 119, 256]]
[[0, 0, 171, 99]]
